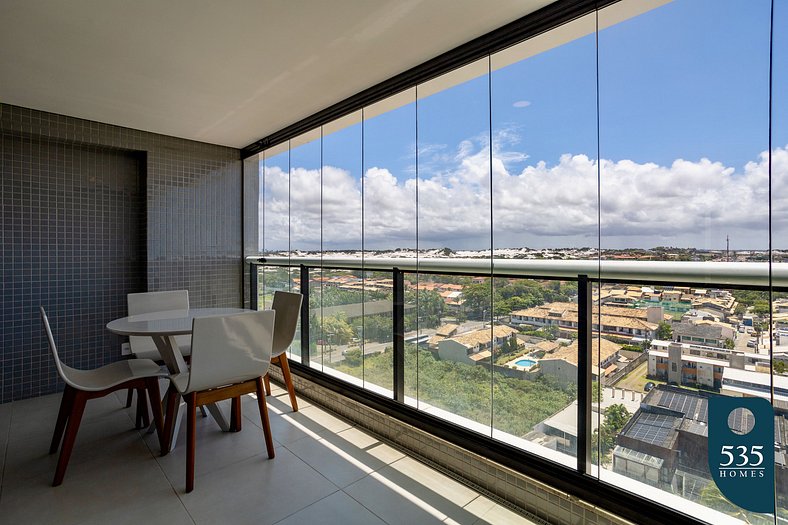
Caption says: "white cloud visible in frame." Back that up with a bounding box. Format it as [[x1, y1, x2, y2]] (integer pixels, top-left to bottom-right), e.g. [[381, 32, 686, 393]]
[[513, 100, 531, 108], [259, 137, 788, 251]]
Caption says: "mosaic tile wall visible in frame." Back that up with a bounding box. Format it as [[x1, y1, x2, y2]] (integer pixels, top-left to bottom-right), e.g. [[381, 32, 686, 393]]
[[268, 366, 636, 525], [0, 104, 242, 402]]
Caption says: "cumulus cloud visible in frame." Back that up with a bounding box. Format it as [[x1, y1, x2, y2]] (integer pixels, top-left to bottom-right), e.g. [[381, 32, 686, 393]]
[[259, 135, 788, 251]]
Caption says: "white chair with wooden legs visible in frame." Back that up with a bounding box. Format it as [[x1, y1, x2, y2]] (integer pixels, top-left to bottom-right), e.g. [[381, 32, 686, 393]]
[[40, 307, 168, 486], [161, 310, 277, 493], [124, 290, 191, 408], [263, 291, 303, 412]]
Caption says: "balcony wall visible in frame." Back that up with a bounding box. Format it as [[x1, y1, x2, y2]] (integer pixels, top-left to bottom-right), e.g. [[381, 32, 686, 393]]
[[0, 104, 241, 402]]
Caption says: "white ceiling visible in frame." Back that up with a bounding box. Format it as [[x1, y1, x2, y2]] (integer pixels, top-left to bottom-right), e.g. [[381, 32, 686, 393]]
[[0, 0, 552, 149]]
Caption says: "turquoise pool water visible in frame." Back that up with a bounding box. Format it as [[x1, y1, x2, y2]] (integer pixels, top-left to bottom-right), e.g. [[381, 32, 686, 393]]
[[515, 358, 536, 367]]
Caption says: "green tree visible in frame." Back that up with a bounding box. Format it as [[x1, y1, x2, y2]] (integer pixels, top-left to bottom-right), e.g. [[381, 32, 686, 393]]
[[723, 338, 734, 350], [405, 289, 444, 331], [462, 282, 490, 320], [775, 361, 786, 375], [593, 404, 630, 464], [604, 404, 630, 431], [323, 314, 354, 347], [363, 315, 392, 343], [752, 300, 770, 318], [656, 321, 673, 340]]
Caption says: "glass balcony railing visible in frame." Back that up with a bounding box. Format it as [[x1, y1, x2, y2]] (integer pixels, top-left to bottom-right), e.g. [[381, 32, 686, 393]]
[[249, 255, 788, 525]]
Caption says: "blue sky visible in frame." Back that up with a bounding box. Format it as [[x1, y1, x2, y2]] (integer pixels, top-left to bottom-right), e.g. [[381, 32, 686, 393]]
[[261, 0, 787, 252]]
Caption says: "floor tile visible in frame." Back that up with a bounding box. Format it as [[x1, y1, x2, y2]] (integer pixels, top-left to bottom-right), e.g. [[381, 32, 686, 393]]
[[389, 456, 479, 506], [3, 410, 149, 483], [471, 500, 539, 525], [344, 471, 447, 525], [179, 447, 339, 525], [0, 446, 174, 525], [76, 499, 195, 525], [344, 456, 481, 525], [246, 404, 344, 445], [284, 431, 376, 488], [0, 388, 543, 525], [0, 401, 11, 480], [149, 406, 281, 487], [273, 490, 386, 525]]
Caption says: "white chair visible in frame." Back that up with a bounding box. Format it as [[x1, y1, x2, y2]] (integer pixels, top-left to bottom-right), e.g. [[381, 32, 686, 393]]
[[40, 307, 168, 486], [125, 290, 191, 407], [127, 290, 191, 361], [162, 310, 277, 493], [263, 291, 303, 411]]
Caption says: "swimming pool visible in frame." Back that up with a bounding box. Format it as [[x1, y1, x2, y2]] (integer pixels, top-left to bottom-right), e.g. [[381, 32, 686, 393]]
[[515, 358, 536, 367]]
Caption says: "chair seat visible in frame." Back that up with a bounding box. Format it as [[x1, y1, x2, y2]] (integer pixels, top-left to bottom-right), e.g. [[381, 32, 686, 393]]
[[169, 371, 256, 396], [65, 359, 167, 392]]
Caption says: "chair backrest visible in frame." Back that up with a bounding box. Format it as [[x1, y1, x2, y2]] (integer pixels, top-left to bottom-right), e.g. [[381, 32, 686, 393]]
[[127, 290, 190, 356], [271, 291, 303, 357], [185, 310, 276, 394], [39, 307, 82, 390]]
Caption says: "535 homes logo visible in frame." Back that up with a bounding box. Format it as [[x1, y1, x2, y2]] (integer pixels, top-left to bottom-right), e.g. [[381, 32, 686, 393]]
[[708, 397, 775, 514]]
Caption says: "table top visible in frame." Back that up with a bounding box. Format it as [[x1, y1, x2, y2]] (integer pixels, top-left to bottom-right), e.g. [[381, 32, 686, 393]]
[[106, 307, 251, 336]]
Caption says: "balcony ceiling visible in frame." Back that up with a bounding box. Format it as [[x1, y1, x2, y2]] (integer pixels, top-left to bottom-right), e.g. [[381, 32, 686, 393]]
[[0, 0, 552, 149]]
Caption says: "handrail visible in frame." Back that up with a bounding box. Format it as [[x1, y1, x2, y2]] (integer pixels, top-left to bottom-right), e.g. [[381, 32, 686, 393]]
[[246, 255, 788, 288]]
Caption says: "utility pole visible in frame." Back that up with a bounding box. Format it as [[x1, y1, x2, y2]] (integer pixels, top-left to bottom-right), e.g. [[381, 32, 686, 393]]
[[726, 235, 730, 262]]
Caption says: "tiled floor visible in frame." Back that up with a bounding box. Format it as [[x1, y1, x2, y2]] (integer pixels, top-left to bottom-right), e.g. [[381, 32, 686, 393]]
[[0, 382, 539, 525]]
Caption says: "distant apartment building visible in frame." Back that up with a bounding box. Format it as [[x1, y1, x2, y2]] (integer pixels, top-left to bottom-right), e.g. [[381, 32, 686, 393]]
[[437, 325, 518, 365], [672, 321, 735, 348], [647, 340, 771, 389], [648, 342, 726, 389], [539, 338, 622, 386], [511, 302, 664, 341]]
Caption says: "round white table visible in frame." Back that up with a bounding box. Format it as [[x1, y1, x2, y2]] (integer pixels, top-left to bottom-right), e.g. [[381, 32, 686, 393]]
[[107, 307, 249, 374], [107, 307, 251, 449]]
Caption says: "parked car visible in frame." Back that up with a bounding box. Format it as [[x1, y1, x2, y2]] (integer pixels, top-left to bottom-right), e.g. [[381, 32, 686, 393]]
[[644, 382, 656, 392], [747, 338, 757, 348]]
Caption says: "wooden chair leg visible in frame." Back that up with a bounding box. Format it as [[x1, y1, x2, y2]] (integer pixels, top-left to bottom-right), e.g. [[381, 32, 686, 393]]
[[135, 387, 149, 429], [255, 377, 275, 459], [277, 355, 299, 412], [230, 397, 242, 432], [53, 391, 87, 486], [145, 378, 165, 452], [263, 373, 271, 396], [161, 385, 179, 456], [125, 388, 133, 408], [185, 393, 197, 493], [50, 385, 76, 454]]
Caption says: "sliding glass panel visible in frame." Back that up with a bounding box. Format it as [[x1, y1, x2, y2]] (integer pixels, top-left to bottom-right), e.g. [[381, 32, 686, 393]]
[[290, 129, 322, 255], [262, 143, 290, 312], [598, 1, 772, 522], [289, 130, 321, 367], [490, 12, 597, 466], [362, 89, 416, 397], [773, 0, 788, 519], [243, 153, 263, 309], [322, 268, 365, 385], [414, 59, 492, 433], [321, 112, 364, 379]]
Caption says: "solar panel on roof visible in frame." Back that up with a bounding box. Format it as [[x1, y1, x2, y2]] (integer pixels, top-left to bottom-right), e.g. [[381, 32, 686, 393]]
[[624, 412, 679, 448]]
